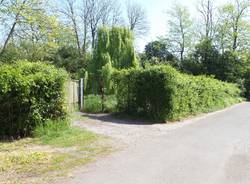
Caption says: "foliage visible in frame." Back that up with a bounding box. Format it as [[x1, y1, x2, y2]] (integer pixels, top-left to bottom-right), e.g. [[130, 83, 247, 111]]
[[90, 26, 138, 111], [216, 51, 247, 83], [0, 0, 75, 60], [52, 46, 90, 79], [192, 38, 220, 75], [84, 95, 117, 113], [0, 44, 21, 63], [101, 56, 114, 93], [216, 1, 250, 52], [182, 40, 249, 84], [144, 39, 177, 65], [0, 61, 68, 138], [244, 69, 250, 100], [94, 26, 139, 70], [167, 4, 193, 61], [113, 65, 242, 121], [33, 119, 98, 147]]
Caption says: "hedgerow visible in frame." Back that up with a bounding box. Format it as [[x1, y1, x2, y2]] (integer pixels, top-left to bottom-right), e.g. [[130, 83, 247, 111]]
[[245, 70, 250, 100], [113, 65, 242, 121], [0, 61, 68, 138]]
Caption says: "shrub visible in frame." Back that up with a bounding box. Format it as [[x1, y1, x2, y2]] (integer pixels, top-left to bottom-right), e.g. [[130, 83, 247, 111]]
[[0, 61, 68, 138], [113, 65, 242, 121], [84, 95, 117, 113], [245, 70, 250, 100]]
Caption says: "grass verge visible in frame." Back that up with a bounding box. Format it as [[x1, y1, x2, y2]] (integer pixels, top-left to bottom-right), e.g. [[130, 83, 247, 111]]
[[0, 119, 112, 184]]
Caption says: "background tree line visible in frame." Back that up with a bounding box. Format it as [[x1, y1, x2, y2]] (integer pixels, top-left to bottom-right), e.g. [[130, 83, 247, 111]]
[[142, 0, 250, 87], [0, 0, 148, 69], [0, 0, 249, 94]]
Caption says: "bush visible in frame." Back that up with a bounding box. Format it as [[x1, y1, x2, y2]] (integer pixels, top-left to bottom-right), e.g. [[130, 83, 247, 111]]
[[113, 65, 242, 121], [84, 95, 117, 113], [0, 61, 68, 138], [245, 70, 250, 100]]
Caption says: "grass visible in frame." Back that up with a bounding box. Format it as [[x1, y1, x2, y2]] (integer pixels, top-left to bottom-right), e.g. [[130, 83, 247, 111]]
[[0, 119, 112, 184], [71, 113, 88, 121], [33, 119, 98, 147], [84, 95, 117, 113]]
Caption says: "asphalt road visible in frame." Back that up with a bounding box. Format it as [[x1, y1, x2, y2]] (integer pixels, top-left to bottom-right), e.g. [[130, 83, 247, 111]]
[[58, 103, 250, 184]]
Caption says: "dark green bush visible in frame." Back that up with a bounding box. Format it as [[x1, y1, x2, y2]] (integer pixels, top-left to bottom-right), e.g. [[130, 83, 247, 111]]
[[113, 65, 242, 121], [0, 61, 68, 138]]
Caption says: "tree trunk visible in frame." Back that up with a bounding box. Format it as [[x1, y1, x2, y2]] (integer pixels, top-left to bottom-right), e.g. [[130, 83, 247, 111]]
[[0, 19, 17, 55], [232, 26, 238, 51], [82, 20, 88, 54], [91, 29, 96, 49], [0, 0, 27, 55], [73, 20, 81, 56]]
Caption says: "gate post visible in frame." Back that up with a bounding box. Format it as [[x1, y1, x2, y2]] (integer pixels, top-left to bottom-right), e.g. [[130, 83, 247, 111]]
[[80, 78, 84, 111]]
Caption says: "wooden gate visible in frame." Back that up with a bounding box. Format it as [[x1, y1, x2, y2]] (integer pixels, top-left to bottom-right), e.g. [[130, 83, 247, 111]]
[[66, 80, 79, 112], [65, 78, 84, 112]]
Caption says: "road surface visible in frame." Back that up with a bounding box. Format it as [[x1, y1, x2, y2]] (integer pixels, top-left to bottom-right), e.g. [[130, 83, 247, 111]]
[[57, 103, 250, 184]]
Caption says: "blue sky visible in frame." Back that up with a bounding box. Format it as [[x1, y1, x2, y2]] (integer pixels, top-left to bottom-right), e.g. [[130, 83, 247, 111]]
[[0, 0, 227, 51], [134, 0, 227, 51]]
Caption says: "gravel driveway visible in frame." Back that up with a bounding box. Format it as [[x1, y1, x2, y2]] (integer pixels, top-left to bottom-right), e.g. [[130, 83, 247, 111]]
[[57, 102, 250, 184]]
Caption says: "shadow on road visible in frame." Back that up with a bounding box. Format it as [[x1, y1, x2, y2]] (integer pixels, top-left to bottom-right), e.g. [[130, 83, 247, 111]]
[[77, 112, 163, 126]]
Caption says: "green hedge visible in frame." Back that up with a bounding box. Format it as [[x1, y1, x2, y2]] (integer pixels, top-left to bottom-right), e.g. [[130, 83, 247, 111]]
[[113, 65, 242, 121], [245, 70, 250, 100], [0, 61, 68, 138]]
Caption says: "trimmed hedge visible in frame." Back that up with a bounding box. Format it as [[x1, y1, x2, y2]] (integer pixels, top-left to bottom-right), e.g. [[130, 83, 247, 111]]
[[113, 65, 242, 121], [245, 70, 250, 100], [0, 61, 68, 138]]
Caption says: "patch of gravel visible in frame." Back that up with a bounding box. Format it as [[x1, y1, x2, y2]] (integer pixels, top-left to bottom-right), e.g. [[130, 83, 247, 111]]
[[73, 113, 198, 144], [73, 104, 245, 144]]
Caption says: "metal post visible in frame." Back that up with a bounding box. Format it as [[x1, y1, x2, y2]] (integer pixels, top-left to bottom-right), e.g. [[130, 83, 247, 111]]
[[80, 78, 84, 111]]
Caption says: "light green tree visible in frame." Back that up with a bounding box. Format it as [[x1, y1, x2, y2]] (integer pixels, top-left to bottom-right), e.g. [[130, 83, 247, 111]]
[[94, 26, 138, 71], [216, 0, 250, 52], [0, 0, 76, 61], [167, 4, 193, 62], [92, 26, 138, 111], [168, 4, 192, 61]]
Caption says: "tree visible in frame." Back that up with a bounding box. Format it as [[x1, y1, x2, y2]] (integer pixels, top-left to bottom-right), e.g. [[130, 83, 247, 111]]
[[82, 0, 123, 49], [61, 0, 82, 55], [215, 7, 232, 54], [0, 0, 28, 55], [217, 0, 250, 51], [183, 38, 247, 83], [92, 26, 138, 111], [167, 4, 192, 62], [216, 51, 246, 82], [197, 0, 215, 39], [52, 46, 89, 79], [144, 39, 176, 64], [0, 0, 70, 60], [183, 38, 220, 76], [126, 1, 149, 37], [80, 0, 91, 53], [94, 26, 138, 70]]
